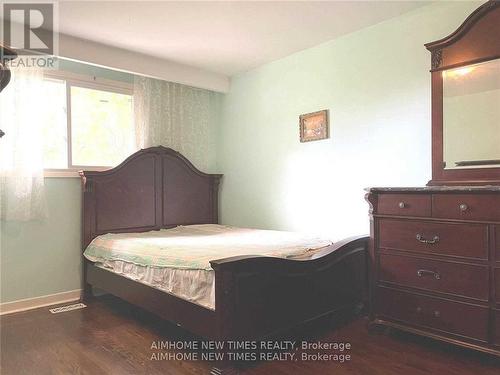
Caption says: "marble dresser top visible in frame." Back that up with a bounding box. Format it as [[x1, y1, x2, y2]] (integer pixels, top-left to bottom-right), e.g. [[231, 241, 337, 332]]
[[366, 186, 500, 193]]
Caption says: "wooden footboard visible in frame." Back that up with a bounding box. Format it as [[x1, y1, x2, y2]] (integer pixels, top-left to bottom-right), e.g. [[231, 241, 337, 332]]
[[211, 235, 369, 340]]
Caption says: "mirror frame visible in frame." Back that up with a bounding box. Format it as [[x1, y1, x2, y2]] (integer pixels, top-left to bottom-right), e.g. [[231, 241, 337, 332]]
[[425, 0, 500, 186]]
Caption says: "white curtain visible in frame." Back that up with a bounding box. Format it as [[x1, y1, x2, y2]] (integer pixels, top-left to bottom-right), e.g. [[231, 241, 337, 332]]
[[133, 76, 219, 171], [0, 67, 47, 221]]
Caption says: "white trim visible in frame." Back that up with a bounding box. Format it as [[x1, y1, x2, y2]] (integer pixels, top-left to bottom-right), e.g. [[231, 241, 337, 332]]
[[66, 79, 73, 171], [7, 23, 229, 92], [44, 70, 133, 93], [0, 289, 82, 316], [44, 170, 80, 178], [67, 79, 133, 96], [58, 33, 230, 93], [44, 167, 110, 178]]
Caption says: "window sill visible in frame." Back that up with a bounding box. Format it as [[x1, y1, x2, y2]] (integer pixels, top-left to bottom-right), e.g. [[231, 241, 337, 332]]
[[44, 168, 110, 178], [44, 170, 80, 178]]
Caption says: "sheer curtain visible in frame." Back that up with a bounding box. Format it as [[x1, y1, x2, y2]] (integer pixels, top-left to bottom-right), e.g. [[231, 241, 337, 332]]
[[133, 76, 219, 171], [0, 67, 48, 221]]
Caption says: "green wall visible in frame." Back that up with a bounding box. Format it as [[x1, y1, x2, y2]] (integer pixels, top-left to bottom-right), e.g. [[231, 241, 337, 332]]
[[217, 1, 482, 240], [0, 179, 82, 302]]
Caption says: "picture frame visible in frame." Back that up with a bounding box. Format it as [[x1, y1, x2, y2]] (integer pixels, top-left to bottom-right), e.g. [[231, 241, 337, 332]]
[[299, 109, 329, 142]]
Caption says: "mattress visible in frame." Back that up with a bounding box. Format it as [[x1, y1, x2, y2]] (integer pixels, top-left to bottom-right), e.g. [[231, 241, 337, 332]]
[[85, 224, 332, 310]]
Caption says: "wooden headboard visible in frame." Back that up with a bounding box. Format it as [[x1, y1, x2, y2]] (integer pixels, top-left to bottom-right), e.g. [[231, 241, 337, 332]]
[[80, 146, 222, 249]]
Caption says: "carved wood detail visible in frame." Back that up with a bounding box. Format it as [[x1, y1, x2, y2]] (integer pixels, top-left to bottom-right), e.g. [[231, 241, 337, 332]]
[[431, 49, 442, 69]]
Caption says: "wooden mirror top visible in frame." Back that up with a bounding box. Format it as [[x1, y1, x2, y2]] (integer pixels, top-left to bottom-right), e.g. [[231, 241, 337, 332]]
[[425, 0, 500, 186]]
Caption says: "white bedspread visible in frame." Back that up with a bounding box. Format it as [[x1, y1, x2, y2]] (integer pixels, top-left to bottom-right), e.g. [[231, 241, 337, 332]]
[[89, 224, 332, 310], [85, 224, 332, 270]]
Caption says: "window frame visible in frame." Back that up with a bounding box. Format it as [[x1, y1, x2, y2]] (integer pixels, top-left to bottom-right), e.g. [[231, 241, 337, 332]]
[[42, 70, 134, 178]]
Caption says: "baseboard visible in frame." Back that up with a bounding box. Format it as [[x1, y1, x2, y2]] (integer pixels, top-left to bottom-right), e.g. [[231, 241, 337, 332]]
[[0, 289, 82, 315]]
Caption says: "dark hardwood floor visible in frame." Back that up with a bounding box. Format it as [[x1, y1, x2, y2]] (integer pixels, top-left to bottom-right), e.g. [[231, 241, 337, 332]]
[[1, 296, 499, 375]]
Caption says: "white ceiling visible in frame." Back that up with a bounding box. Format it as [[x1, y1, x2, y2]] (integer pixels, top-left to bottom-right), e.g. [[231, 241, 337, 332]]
[[58, 1, 429, 77]]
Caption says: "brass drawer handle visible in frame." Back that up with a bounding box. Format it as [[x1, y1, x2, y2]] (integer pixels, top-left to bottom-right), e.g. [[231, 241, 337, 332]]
[[398, 202, 406, 209], [417, 269, 441, 280], [459, 203, 468, 212], [416, 234, 440, 244]]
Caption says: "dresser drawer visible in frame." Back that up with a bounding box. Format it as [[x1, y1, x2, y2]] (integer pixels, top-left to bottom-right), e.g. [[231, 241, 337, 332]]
[[379, 253, 489, 300], [495, 310, 500, 347], [378, 219, 487, 259], [496, 226, 500, 261], [495, 268, 500, 303], [376, 287, 489, 342], [378, 194, 431, 217], [432, 194, 500, 222]]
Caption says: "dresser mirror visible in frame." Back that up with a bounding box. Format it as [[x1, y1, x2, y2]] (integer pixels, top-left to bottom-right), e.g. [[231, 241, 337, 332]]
[[443, 58, 500, 170], [425, 0, 500, 185]]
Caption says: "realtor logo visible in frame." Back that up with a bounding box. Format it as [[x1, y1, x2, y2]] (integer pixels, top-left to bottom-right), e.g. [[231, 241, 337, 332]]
[[1, 2, 55, 56]]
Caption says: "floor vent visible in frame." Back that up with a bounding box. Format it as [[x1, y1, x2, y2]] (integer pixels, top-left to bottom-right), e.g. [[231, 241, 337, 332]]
[[49, 303, 87, 314]]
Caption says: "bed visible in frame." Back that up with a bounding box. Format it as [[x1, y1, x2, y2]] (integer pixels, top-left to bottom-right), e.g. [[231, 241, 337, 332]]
[[80, 146, 368, 343], [84, 224, 334, 310]]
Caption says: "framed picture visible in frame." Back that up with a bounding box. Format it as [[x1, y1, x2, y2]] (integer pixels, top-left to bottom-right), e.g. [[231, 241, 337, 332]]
[[299, 109, 329, 142]]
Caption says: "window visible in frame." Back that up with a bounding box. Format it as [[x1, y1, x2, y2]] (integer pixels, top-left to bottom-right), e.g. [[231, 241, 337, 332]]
[[70, 86, 134, 167], [40, 78, 68, 169], [40, 72, 134, 173]]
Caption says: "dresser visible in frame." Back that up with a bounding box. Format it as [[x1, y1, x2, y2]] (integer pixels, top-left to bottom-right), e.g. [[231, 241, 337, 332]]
[[366, 187, 500, 355]]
